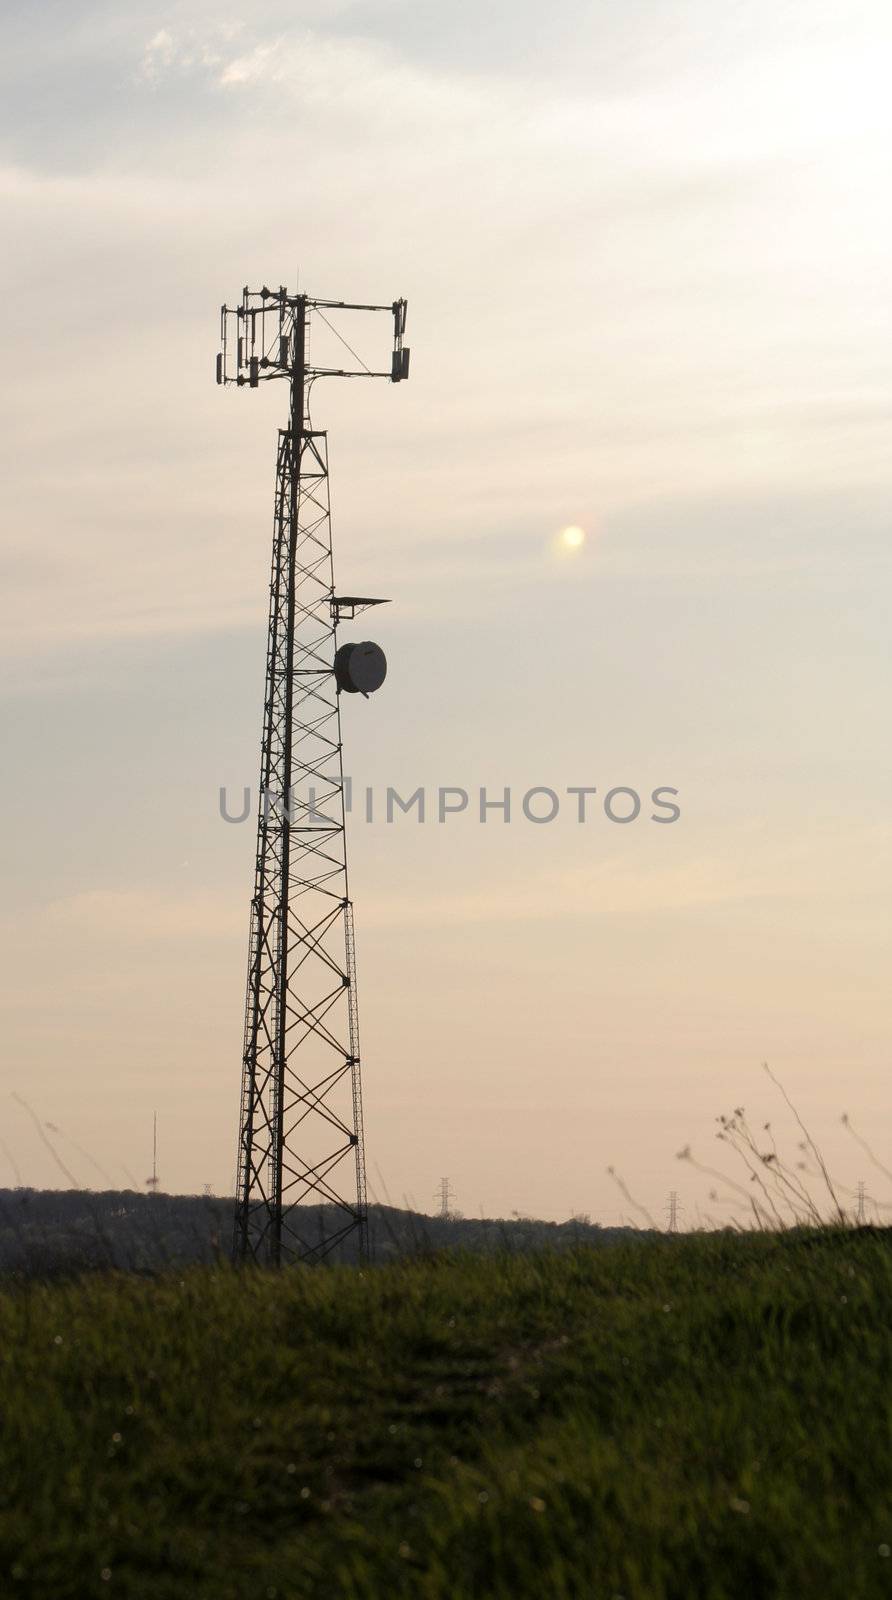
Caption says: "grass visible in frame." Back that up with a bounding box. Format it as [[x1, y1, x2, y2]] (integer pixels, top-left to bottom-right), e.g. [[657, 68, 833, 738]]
[[2, 1229, 892, 1598]]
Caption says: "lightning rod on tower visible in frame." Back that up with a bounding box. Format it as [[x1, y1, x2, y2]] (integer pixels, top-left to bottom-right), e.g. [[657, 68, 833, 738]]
[[217, 283, 410, 1266]]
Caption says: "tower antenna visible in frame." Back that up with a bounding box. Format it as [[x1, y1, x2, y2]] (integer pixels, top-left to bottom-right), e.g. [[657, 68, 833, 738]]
[[217, 283, 410, 1266]]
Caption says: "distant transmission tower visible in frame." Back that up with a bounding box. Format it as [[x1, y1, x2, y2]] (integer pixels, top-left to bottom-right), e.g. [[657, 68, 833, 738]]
[[666, 1190, 681, 1233], [856, 1179, 866, 1225], [146, 1111, 159, 1195], [217, 283, 409, 1266], [435, 1178, 455, 1220]]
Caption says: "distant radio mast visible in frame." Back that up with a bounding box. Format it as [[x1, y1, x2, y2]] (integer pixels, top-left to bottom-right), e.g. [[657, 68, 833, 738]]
[[146, 1111, 159, 1195], [217, 283, 410, 1267]]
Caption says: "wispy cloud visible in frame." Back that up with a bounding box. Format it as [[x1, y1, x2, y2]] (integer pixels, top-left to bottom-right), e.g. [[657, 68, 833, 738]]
[[44, 887, 243, 943], [139, 28, 177, 81], [364, 825, 891, 930]]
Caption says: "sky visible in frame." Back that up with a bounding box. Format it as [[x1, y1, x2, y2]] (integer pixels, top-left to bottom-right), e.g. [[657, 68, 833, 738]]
[[1, 0, 891, 1225]]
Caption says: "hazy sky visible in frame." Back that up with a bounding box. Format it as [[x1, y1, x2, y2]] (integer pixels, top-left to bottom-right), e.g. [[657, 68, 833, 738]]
[[2, 0, 891, 1224]]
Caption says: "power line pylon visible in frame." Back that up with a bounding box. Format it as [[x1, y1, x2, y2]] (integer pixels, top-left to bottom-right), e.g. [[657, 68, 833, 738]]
[[435, 1178, 455, 1220], [666, 1190, 681, 1233], [856, 1179, 866, 1225], [217, 283, 409, 1267]]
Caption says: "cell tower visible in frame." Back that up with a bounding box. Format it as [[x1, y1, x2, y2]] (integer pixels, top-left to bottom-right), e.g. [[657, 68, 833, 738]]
[[217, 283, 409, 1266]]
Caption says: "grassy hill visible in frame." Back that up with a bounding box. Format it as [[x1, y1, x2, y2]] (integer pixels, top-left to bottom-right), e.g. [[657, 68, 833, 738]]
[[2, 1228, 891, 1598], [0, 1188, 631, 1274]]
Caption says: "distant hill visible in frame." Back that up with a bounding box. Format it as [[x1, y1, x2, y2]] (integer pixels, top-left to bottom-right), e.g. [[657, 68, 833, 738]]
[[0, 1188, 642, 1276]]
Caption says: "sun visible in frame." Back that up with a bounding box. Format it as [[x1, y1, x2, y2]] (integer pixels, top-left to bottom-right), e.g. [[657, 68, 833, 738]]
[[560, 524, 586, 550]]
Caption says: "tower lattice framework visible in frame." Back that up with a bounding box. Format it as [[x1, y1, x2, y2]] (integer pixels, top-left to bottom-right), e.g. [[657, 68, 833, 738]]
[[218, 285, 408, 1265]]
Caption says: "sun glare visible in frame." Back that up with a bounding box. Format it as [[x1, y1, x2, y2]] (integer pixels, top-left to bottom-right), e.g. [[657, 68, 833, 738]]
[[560, 524, 586, 550]]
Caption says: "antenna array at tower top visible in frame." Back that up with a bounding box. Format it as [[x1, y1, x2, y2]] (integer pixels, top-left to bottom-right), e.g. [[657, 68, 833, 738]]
[[217, 286, 409, 389]]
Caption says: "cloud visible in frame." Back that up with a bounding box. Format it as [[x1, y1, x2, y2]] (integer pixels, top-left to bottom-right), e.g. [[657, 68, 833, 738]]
[[218, 42, 280, 86], [362, 825, 890, 931], [140, 28, 177, 81], [44, 887, 244, 944]]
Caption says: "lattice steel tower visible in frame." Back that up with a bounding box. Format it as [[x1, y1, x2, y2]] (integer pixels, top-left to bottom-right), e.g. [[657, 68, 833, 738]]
[[217, 284, 409, 1266]]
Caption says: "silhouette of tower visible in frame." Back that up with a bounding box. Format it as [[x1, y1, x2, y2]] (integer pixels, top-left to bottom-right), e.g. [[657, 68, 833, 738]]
[[217, 284, 409, 1266], [435, 1177, 455, 1221], [856, 1179, 866, 1225], [666, 1190, 681, 1233], [146, 1111, 159, 1195]]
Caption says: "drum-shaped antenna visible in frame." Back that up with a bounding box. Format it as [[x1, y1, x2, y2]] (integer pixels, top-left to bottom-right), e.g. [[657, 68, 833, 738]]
[[334, 641, 387, 696]]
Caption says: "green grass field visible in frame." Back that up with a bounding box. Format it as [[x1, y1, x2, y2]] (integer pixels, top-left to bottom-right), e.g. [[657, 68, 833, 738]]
[[3, 1229, 892, 1598]]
